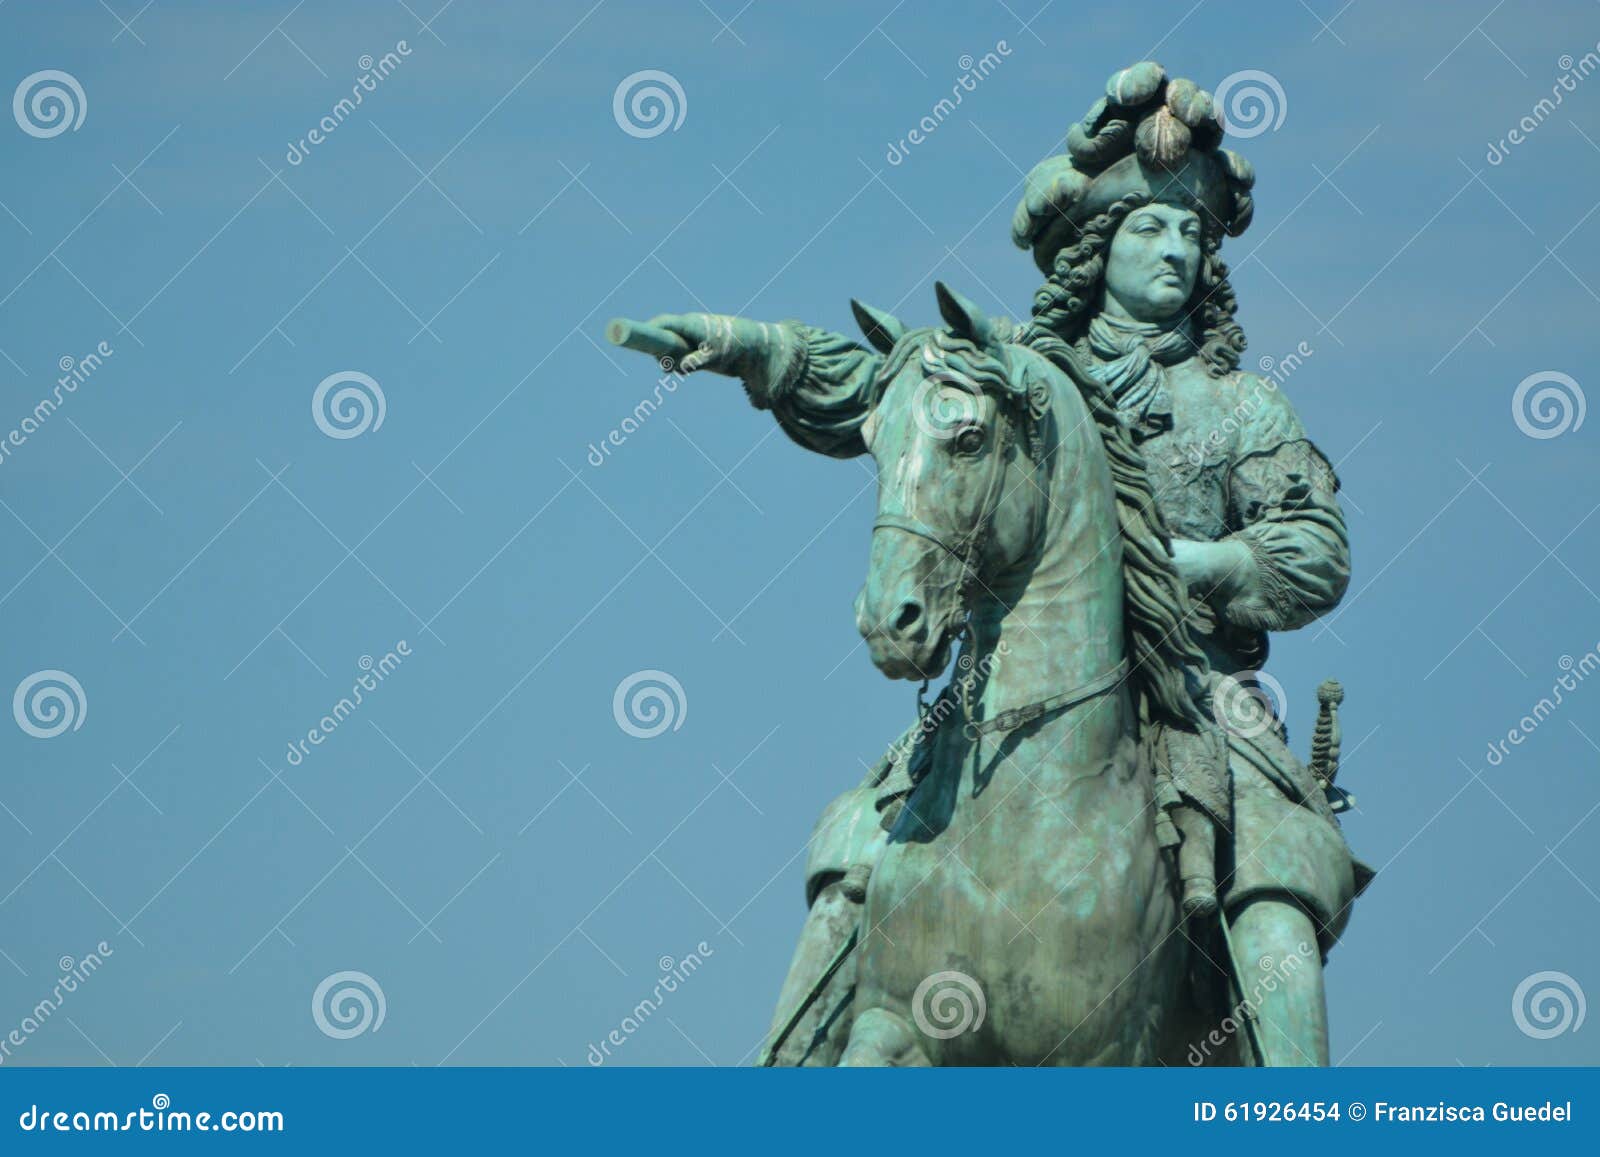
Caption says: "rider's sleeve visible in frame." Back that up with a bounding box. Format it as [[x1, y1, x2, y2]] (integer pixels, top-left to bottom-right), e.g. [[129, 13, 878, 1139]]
[[1220, 374, 1351, 633], [742, 324, 883, 459]]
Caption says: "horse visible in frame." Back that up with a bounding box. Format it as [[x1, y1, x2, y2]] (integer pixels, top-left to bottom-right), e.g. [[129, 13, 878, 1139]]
[[831, 283, 1226, 1066]]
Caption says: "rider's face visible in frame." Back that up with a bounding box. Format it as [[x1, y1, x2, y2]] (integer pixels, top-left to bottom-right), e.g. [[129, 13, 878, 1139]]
[[1103, 204, 1202, 324]]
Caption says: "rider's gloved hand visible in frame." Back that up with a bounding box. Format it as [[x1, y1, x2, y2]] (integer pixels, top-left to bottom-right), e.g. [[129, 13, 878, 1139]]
[[647, 314, 803, 408]]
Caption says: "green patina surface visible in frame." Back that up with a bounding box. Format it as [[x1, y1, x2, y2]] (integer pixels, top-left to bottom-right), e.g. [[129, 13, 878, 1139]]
[[608, 61, 1365, 1067]]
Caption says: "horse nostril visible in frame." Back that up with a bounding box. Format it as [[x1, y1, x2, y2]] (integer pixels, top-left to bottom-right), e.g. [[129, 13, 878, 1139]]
[[894, 601, 923, 634]]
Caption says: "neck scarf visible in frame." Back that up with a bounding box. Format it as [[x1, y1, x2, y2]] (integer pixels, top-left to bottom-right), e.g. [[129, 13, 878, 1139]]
[[1084, 313, 1196, 436]]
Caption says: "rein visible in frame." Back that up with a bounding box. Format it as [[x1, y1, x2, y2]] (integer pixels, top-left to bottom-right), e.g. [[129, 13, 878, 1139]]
[[869, 381, 1021, 616], [873, 365, 1124, 741]]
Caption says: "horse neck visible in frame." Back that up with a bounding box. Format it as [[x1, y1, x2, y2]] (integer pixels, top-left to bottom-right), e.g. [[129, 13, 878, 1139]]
[[966, 367, 1128, 723]]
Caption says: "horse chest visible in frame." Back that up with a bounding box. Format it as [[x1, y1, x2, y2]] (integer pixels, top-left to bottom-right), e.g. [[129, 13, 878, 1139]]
[[856, 727, 1174, 1063]]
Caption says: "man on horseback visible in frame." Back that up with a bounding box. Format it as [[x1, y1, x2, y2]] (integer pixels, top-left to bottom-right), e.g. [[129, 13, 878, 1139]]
[[633, 61, 1366, 1066]]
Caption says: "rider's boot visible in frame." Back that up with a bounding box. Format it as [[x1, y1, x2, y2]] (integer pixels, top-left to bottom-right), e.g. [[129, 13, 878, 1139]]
[[1225, 895, 1329, 1066], [762, 866, 868, 1065], [839, 1007, 931, 1067]]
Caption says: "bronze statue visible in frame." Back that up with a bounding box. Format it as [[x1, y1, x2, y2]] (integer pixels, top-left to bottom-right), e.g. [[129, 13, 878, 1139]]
[[610, 61, 1368, 1066]]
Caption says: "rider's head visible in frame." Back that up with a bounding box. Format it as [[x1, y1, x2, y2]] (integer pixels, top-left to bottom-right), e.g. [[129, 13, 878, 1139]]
[[1103, 202, 1202, 323], [1010, 62, 1256, 372]]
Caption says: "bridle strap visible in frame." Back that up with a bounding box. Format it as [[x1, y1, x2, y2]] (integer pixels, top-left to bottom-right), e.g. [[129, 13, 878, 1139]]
[[870, 399, 1020, 605], [963, 658, 1128, 737], [870, 512, 968, 558], [871, 364, 1098, 741]]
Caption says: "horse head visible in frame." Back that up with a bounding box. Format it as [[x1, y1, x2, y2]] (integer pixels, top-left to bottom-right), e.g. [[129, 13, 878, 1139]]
[[853, 283, 1053, 681]]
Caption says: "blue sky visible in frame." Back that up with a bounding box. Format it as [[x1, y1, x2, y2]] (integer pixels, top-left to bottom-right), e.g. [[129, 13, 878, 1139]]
[[0, 0, 1596, 1066]]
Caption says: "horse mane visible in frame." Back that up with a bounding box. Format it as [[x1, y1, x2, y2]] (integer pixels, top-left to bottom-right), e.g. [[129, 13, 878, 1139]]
[[878, 322, 1212, 731], [1019, 329, 1213, 731], [875, 327, 1049, 464]]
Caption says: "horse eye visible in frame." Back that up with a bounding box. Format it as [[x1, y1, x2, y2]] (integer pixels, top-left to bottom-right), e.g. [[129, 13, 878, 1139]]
[[953, 426, 986, 455]]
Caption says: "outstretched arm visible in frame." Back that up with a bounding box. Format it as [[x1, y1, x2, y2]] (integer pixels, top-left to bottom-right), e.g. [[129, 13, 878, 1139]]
[[638, 313, 885, 459]]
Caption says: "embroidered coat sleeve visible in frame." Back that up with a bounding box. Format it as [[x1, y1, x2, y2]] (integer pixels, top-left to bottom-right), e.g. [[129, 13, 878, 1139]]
[[744, 324, 884, 459], [1219, 374, 1351, 633]]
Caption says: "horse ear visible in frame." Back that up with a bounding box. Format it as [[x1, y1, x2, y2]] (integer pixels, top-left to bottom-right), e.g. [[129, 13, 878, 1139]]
[[934, 281, 992, 345], [850, 299, 906, 354]]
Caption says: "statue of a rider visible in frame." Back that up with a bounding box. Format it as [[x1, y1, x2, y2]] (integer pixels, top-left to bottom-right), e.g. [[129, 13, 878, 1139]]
[[639, 62, 1369, 1066]]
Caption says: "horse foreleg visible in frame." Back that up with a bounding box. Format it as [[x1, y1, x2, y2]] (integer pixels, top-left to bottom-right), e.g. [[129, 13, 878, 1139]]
[[839, 1007, 931, 1067]]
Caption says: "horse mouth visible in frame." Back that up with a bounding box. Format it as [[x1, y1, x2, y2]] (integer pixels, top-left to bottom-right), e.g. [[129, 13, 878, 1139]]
[[866, 619, 958, 682]]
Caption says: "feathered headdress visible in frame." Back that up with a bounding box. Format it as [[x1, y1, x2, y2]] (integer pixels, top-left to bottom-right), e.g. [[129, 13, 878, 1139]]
[[1011, 62, 1256, 275]]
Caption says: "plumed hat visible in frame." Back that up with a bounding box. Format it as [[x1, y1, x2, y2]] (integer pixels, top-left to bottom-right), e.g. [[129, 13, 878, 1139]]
[[1012, 62, 1256, 275]]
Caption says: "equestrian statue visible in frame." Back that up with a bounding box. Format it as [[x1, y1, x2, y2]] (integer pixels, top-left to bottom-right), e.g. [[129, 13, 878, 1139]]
[[607, 61, 1370, 1067]]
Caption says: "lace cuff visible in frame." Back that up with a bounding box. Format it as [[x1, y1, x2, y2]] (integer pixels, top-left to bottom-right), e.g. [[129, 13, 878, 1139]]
[[1220, 525, 1300, 632], [741, 322, 810, 410]]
